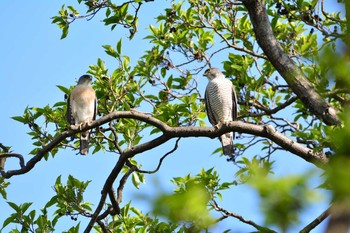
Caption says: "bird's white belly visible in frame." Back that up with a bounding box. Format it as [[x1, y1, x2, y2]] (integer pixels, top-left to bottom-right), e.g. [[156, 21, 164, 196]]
[[71, 90, 95, 123], [208, 81, 233, 122]]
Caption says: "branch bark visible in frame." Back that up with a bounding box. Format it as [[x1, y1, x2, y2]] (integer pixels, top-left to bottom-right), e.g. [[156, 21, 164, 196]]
[[211, 199, 277, 233], [300, 206, 331, 233], [325, 201, 350, 233], [1, 110, 328, 180], [0, 110, 330, 231], [241, 0, 341, 126]]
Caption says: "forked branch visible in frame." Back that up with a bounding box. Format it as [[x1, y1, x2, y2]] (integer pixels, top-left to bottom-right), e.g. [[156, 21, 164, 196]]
[[0, 110, 328, 179], [242, 0, 340, 126]]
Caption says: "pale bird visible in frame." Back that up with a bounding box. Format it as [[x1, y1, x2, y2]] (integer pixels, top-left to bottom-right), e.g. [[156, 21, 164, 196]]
[[66, 75, 97, 155], [204, 68, 237, 156]]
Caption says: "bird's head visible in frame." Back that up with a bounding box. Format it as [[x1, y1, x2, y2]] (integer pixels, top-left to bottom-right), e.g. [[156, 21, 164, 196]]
[[203, 68, 223, 80], [77, 75, 92, 85]]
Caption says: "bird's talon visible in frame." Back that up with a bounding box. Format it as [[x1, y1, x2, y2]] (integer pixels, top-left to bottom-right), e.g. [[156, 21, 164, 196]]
[[214, 122, 223, 129]]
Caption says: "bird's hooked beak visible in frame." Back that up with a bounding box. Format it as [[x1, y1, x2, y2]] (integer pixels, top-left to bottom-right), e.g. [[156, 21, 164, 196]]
[[85, 75, 92, 81], [203, 68, 211, 77]]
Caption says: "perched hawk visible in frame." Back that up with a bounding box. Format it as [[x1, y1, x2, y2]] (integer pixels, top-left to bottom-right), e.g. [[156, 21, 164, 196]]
[[204, 68, 237, 156], [66, 75, 97, 155]]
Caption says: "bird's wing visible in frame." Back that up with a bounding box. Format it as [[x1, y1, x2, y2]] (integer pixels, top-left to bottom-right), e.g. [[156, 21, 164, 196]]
[[66, 95, 75, 125], [93, 96, 97, 121], [231, 85, 238, 120], [205, 87, 218, 126]]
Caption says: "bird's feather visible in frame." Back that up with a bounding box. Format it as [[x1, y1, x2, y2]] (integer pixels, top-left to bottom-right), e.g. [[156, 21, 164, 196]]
[[204, 68, 237, 156], [66, 75, 96, 155]]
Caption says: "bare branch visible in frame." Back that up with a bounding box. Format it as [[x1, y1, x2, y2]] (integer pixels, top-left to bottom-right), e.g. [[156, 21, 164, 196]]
[[325, 202, 350, 233], [97, 220, 110, 233], [137, 137, 181, 174], [108, 188, 120, 215], [117, 165, 137, 204], [85, 156, 126, 233], [300, 206, 331, 233], [1, 110, 328, 179], [241, 0, 340, 126], [211, 199, 277, 233], [0, 153, 25, 175], [0, 110, 329, 231]]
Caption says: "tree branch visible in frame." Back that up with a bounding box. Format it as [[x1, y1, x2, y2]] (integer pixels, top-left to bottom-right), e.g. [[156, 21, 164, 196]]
[[116, 165, 137, 204], [85, 155, 126, 233], [0, 110, 330, 231], [136, 137, 181, 174], [0, 153, 25, 168], [325, 201, 350, 233], [211, 199, 277, 233], [300, 206, 331, 233], [1, 110, 328, 179], [241, 0, 340, 126]]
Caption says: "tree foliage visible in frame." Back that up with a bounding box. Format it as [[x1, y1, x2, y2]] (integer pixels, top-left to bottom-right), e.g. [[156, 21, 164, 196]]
[[1, 0, 350, 232]]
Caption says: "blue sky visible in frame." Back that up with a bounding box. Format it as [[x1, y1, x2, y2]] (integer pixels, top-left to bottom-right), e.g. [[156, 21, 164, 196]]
[[0, 1, 335, 232]]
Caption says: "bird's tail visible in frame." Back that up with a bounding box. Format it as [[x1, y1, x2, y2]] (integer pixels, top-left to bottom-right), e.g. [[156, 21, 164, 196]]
[[220, 132, 234, 156], [80, 131, 90, 155]]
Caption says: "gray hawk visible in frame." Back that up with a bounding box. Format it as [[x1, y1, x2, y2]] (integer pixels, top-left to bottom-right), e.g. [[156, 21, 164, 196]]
[[66, 75, 97, 155], [204, 68, 237, 156]]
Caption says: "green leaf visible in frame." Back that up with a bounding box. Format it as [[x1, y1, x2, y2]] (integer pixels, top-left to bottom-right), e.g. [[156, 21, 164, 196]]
[[61, 26, 69, 39], [7, 201, 20, 212], [28, 209, 36, 221], [21, 202, 33, 213], [67, 6, 79, 15], [153, 182, 214, 229], [45, 196, 58, 209], [116, 39, 122, 54], [106, 7, 111, 17], [11, 116, 26, 123], [2, 215, 16, 230], [103, 44, 117, 58], [132, 172, 141, 189], [0, 180, 9, 199], [197, 112, 206, 119], [56, 85, 70, 94]]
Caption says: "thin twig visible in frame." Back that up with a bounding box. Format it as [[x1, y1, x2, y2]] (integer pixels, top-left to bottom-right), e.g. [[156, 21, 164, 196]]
[[136, 137, 181, 174], [211, 199, 277, 233], [117, 165, 137, 204], [299, 206, 331, 233]]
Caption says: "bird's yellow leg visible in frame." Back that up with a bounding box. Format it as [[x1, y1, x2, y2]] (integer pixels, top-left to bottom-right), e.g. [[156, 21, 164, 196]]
[[214, 122, 223, 129], [78, 122, 86, 130]]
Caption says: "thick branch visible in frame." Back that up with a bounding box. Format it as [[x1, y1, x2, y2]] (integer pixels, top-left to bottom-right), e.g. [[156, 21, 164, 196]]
[[85, 155, 126, 233], [1, 131, 72, 178], [0, 153, 25, 168], [325, 201, 350, 233], [241, 0, 340, 126], [0, 110, 330, 231], [1, 110, 328, 179]]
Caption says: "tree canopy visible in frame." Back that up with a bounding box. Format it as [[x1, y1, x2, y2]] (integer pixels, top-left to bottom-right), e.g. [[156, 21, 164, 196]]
[[1, 0, 350, 232]]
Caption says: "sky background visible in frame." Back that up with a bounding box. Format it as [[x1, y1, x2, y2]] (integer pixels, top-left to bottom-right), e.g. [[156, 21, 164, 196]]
[[0, 1, 340, 232]]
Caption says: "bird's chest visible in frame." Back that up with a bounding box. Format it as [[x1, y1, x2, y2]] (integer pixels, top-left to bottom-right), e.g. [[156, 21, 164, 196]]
[[72, 87, 95, 106], [207, 79, 233, 121], [207, 80, 232, 105], [70, 86, 95, 122]]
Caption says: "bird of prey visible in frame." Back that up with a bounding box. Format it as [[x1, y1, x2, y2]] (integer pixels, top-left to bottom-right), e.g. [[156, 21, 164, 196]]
[[66, 75, 97, 155], [204, 68, 237, 156]]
